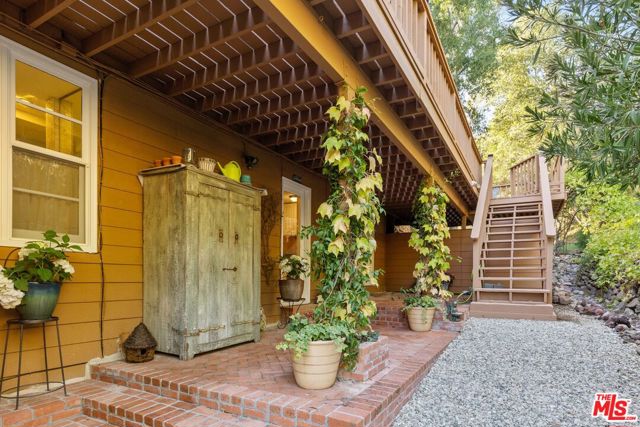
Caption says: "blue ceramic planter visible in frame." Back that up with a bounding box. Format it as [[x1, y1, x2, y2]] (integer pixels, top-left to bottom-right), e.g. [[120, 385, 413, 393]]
[[16, 282, 61, 320]]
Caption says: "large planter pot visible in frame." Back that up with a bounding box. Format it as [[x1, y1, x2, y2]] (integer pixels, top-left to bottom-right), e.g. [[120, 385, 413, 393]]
[[407, 307, 436, 332], [16, 282, 61, 320], [279, 279, 304, 301], [291, 340, 341, 390]]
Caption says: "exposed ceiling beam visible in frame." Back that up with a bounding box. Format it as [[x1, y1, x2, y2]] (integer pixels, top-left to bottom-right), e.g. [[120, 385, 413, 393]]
[[129, 7, 268, 77], [25, 0, 76, 28], [334, 10, 369, 39], [254, 0, 471, 216], [198, 63, 322, 111], [370, 66, 403, 86], [354, 40, 387, 65], [261, 120, 330, 147], [223, 83, 337, 126], [167, 38, 297, 96], [82, 0, 198, 57], [243, 105, 325, 136]]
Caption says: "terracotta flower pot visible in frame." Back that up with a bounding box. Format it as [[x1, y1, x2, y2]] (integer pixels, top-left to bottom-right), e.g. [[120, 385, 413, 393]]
[[407, 307, 436, 332], [279, 279, 304, 301], [291, 340, 341, 390]]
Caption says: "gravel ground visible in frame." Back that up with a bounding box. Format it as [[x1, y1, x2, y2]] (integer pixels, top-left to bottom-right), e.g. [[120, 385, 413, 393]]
[[394, 306, 640, 427]]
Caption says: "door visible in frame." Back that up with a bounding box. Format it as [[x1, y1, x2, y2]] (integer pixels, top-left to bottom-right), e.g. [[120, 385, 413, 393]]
[[197, 182, 229, 348], [281, 177, 312, 303], [227, 191, 256, 338]]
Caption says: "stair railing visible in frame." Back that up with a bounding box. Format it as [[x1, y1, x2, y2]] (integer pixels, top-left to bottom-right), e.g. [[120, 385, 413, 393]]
[[471, 155, 494, 297], [538, 155, 556, 304]]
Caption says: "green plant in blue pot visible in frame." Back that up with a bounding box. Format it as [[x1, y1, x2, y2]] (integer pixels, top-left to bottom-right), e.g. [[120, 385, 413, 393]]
[[2, 230, 80, 320]]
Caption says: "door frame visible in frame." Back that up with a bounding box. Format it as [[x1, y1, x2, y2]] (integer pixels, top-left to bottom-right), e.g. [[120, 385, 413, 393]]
[[281, 177, 312, 304]]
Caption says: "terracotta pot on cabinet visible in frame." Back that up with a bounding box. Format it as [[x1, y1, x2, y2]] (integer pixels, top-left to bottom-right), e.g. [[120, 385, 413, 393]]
[[291, 341, 341, 389], [279, 279, 304, 301], [407, 307, 436, 332]]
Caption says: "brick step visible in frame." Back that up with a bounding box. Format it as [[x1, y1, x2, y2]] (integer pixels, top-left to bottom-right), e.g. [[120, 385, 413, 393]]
[[81, 380, 269, 427], [53, 414, 115, 426]]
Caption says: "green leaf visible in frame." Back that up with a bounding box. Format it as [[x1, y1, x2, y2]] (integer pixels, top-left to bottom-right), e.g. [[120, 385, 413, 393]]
[[317, 202, 334, 218]]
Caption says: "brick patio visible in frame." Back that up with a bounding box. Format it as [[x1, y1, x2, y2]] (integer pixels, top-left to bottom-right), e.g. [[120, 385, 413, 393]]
[[1, 324, 460, 427]]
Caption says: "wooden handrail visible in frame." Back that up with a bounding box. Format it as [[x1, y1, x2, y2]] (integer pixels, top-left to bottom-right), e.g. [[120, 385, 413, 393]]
[[538, 155, 556, 237], [471, 155, 494, 240]]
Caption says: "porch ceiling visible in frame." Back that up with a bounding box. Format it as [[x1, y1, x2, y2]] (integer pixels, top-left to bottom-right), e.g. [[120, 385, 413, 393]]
[[0, 0, 476, 224]]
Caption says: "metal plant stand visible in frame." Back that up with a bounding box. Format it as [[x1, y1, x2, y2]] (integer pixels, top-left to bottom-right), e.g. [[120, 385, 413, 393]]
[[277, 298, 305, 329], [0, 317, 67, 409]]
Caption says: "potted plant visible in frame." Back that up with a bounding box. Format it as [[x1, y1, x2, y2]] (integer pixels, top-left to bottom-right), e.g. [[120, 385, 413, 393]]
[[402, 290, 438, 331], [278, 255, 310, 301], [277, 87, 383, 389], [2, 230, 80, 320], [276, 314, 348, 389], [405, 182, 453, 331]]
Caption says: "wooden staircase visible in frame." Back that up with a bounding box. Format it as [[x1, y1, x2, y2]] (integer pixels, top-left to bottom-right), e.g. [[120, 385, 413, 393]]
[[469, 155, 565, 320]]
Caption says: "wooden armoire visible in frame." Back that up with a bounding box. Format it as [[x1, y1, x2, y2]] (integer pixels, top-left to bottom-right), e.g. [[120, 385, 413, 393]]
[[141, 165, 262, 360]]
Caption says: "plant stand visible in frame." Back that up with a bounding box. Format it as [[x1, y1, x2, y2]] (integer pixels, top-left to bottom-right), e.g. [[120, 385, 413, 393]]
[[277, 297, 305, 329], [0, 317, 67, 409]]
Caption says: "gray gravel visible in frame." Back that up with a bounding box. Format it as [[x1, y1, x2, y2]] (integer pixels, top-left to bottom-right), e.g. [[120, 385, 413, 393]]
[[394, 306, 640, 427]]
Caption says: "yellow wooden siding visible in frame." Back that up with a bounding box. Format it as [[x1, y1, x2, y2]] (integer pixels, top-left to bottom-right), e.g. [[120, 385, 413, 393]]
[[384, 229, 473, 293], [0, 73, 328, 382]]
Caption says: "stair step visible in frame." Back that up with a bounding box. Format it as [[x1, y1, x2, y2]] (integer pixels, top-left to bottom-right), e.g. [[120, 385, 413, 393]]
[[487, 230, 542, 235], [484, 238, 543, 243], [480, 266, 546, 270], [469, 301, 556, 320], [480, 256, 545, 261], [53, 414, 115, 426], [476, 288, 550, 293], [81, 380, 270, 427], [480, 276, 546, 281]]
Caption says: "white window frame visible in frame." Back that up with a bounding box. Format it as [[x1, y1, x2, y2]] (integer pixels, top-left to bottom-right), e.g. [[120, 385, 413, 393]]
[[281, 177, 312, 304], [0, 35, 98, 252]]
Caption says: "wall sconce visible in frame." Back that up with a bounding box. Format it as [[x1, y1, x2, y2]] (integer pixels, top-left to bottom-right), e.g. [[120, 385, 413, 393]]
[[289, 194, 298, 203], [292, 174, 302, 183], [244, 154, 259, 169]]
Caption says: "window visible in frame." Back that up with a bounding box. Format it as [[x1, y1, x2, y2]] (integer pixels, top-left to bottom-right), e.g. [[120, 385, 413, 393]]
[[0, 36, 98, 252]]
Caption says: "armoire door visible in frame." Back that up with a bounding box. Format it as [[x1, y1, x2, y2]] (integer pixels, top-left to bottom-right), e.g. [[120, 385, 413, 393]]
[[196, 182, 230, 349], [227, 192, 256, 338]]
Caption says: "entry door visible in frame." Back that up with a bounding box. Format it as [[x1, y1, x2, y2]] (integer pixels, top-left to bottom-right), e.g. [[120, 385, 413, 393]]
[[227, 192, 256, 338], [197, 183, 229, 347], [281, 177, 312, 303]]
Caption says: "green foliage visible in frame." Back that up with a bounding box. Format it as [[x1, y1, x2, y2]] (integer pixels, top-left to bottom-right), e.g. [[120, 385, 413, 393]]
[[477, 45, 547, 182], [583, 220, 640, 290], [504, 0, 640, 188], [281, 87, 382, 371], [408, 183, 452, 297], [278, 255, 310, 280], [3, 230, 80, 291], [430, 0, 504, 132], [275, 314, 348, 360], [401, 292, 437, 310]]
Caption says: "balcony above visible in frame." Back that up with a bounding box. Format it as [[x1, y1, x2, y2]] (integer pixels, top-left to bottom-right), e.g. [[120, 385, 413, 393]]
[[0, 0, 482, 222]]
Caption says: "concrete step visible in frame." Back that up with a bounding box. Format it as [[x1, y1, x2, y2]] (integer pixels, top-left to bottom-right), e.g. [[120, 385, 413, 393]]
[[80, 380, 269, 427]]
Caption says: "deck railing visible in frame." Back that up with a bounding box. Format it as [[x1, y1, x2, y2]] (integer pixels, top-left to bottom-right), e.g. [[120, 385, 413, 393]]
[[493, 154, 565, 200], [470, 155, 494, 291], [374, 0, 482, 183]]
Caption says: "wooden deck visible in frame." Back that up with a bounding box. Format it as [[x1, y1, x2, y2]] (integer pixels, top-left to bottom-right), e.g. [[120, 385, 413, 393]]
[[0, 0, 482, 223]]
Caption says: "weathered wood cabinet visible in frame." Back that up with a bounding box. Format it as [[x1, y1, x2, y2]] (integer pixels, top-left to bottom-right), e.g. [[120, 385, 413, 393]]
[[142, 166, 261, 360]]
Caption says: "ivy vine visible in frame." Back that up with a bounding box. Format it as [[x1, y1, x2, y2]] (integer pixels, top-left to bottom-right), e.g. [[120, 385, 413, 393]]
[[408, 181, 452, 298], [301, 86, 383, 370]]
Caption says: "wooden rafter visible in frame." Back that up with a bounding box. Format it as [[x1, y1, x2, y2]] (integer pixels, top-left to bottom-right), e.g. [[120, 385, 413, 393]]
[[242, 105, 325, 136], [25, 0, 76, 28], [82, 0, 199, 57], [129, 7, 268, 78], [223, 84, 337, 126], [354, 40, 387, 65], [261, 120, 330, 147], [199, 63, 322, 111], [370, 66, 403, 86], [334, 10, 369, 39], [167, 38, 297, 96]]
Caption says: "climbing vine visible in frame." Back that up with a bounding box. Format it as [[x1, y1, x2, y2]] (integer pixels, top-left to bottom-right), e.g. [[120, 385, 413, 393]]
[[409, 182, 452, 297], [302, 87, 383, 369]]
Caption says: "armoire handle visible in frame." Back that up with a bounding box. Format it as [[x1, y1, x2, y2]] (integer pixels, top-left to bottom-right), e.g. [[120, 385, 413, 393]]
[[223, 266, 238, 272]]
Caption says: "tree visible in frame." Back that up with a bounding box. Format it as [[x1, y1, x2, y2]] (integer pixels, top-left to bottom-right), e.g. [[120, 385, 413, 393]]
[[477, 44, 547, 182], [504, 0, 640, 188], [430, 0, 504, 132]]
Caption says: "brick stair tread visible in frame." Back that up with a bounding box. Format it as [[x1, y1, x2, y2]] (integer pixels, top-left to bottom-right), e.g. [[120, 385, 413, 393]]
[[52, 414, 116, 426], [81, 380, 270, 427]]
